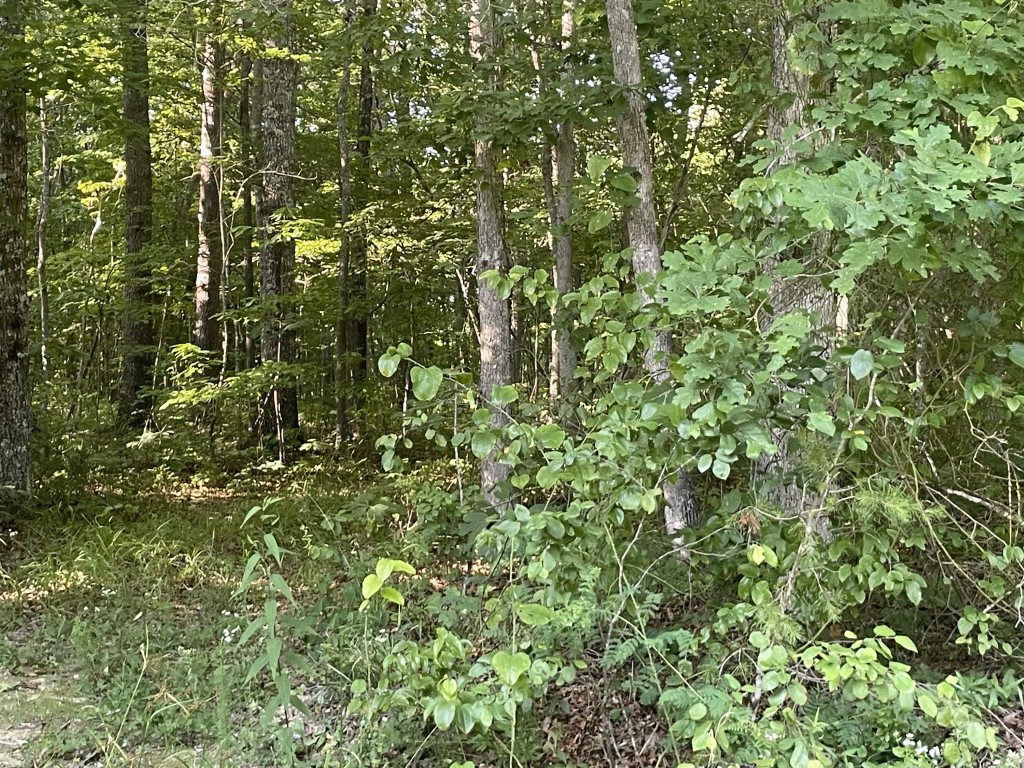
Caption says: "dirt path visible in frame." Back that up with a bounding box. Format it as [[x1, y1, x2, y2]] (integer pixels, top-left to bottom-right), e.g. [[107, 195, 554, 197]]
[[0, 673, 62, 766]]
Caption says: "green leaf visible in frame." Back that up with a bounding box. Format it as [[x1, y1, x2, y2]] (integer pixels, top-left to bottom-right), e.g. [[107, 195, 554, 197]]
[[893, 635, 918, 653], [238, 553, 261, 594], [535, 424, 566, 449], [362, 573, 383, 600], [972, 141, 991, 166], [687, 702, 708, 721], [905, 580, 922, 606], [807, 411, 836, 436], [491, 385, 518, 405], [491, 651, 531, 686], [263, 533, 282, 565], [965, 721, 987, 749], [586, 155, 613, 181], [849, 349, 875, 380], [411, 366, 443, 401], [433, 700, 456, 730], [1007, 342, 1024, 368], [378, 352, 400, 378], [588, 210, 614, 233], [380, 586, 405, 606], [268, 574, 295, 604], [918, 692, 938, 718], [712, 458, 730, 480], [471, 430, 497, 458], [610, 172, 637, 193], [515, 602, 555, 626]]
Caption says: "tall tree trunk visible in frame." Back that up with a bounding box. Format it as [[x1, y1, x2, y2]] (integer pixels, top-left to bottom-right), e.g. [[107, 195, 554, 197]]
[[546, 0, 576, 414], [758, 0, 836, 528], [0, 2, 31, 496], [470, 0, 513, 509], [118, 0, 156, 428], [255, 0, 300, 461], [335, 10, 353, 446], [348, 0, 375, 436], [35, 97, 51, 418], [195, 14, 224, 357], [238, 45, 256, 372], [605, 0, 700, 537]]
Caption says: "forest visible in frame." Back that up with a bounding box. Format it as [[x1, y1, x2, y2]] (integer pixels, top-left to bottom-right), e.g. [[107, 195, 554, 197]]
[[1, 0, 1023, 765]]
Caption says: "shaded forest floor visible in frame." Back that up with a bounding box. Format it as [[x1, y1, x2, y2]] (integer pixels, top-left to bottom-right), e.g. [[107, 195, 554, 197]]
[[2, 464, 1024, 768]]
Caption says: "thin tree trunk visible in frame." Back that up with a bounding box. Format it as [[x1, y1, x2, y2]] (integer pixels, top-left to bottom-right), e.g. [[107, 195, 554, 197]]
[[0, 2, 31, 496], [195, 15, 224, 357], [335, 11, 353, 446], [605, 0, 700, 537], [348, 0, 375, 433], [35, 97, 51, 418], [255, 0, 300, 461], [759, 0, 836, 529], [117, 0, 157, 429], [238, 47, 256, 372], [548, 0, 576, 414], [470, 0, 513, 509]]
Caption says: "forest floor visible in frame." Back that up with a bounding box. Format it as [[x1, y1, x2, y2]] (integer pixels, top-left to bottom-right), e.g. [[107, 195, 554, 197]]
[[3, 468, 1024, 768]]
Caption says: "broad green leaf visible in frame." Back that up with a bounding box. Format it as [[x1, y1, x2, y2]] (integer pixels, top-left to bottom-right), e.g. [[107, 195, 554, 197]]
[[515, 602, 555, 626], [263, 533, 282, 565], [849, 349, 875, 380], [491, 385, 518, 405], [918, 692, 938, 718], [376, 559, 395, 581], [535, 424, 566, 449], [411, 366, 443, 401], [433, 700, 456, 730], [380, 586, 405, 606], [588, 210, 614, 233], [471, 430, 497, 458], [712, 458, 730, 480], [610, 173, 637, 193], [491, 651, 531, 686], [893, 635, 918, 653], [362, 573, 383, 600], [1007, 342, 1024, 368], [965, 721, 987, 749], [586, 155, 613, 181], [807, 411, 836, 436], [687, 702, 708, 721], [378, 352, 400, 378]]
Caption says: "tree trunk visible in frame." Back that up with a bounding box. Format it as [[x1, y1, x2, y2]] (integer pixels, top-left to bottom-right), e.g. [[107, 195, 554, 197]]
[[470, 0, 513, 510], [35, 97, 51, 417], [605, 0, 700, 537], [255, 0, 300, 460], [195, 16, 224, 357], [759, 0, 836, 527], [238, 45, 256, 373], [547, 0, 576, 415], [0, 2, 31, 496], [349, 0, 375, 434], [117, 0, 157, 428], [335, 9, 353, 446]]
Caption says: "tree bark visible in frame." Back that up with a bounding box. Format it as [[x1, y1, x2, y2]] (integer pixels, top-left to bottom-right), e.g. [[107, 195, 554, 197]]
[[0, 2, 31, 496], [117, 0, 157, 429], [547, 0, 576, 415], [35, 97, 51, 417], [238, 45, 256, 372], [759, 0, 836, 526], [195, 14, 224, 357], [255, 0, 300, 460], [335, 7, 353, 446], [470, 0, 513, 510], [605, 0, 700, 536]]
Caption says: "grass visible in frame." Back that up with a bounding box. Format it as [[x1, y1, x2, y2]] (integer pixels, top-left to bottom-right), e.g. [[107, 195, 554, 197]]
[[0, 479, 339, 767]]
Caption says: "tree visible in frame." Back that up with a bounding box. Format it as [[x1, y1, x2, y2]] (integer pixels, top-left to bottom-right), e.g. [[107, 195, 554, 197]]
[[756, 0, 837, 524], [470, 0, 513, 509], [605, 0, 699, 536], [194, 2, 225, 360], [256, 0, 300, 459], [0, 1, 30, 496], [542, 0, 577, 415], [117, 0, 156, 428]]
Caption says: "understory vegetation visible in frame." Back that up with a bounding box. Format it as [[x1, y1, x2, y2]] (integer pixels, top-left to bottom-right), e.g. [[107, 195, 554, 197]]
[[1, 0, 1024, 766]]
